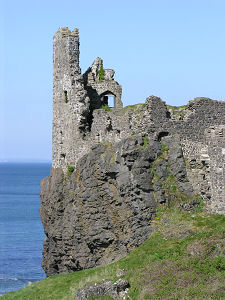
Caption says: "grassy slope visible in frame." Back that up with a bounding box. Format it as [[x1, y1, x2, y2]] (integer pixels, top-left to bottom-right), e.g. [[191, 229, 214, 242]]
[[2, 206, 225, 300]]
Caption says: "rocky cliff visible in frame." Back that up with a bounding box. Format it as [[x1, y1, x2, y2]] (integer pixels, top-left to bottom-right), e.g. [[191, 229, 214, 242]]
[[40, 134, 196, 277]]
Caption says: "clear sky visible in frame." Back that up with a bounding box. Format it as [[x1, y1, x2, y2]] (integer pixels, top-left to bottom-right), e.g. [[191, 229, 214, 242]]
[[1, 0, 225, 162]]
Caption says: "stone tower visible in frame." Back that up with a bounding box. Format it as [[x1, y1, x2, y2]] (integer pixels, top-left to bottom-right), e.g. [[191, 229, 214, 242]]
[[52, 27, 123, 170], [52, 27, 90, 169]]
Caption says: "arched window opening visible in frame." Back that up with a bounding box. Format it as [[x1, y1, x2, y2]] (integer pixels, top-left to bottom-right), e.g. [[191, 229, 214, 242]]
[[100, 91, 116, 109]]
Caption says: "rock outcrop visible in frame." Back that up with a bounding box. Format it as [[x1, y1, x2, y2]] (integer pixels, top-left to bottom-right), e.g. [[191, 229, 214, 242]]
[[40, 135, 196, 276]]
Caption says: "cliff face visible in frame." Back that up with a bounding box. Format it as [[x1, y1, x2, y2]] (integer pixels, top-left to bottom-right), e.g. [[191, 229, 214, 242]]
[[40, 135, 195, 276]]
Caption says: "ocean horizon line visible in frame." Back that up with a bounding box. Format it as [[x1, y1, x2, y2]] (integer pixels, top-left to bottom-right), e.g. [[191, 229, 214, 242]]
[[0, 160, 52, 163]]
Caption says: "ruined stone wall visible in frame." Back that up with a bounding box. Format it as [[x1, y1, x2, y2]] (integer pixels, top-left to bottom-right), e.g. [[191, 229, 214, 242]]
[[90, 96, 169, 145], [89, 97, 225, 145], [181, 140, 211, 205], [83, 57, 123, 110], [171, 99, 225, 213], [205, 126, 225, 213], [181, 126, 225, 215], [172, 98, 225, 142], [87, 96, 225, 214]]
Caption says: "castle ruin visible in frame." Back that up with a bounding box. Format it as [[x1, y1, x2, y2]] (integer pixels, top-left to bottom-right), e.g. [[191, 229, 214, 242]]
[[52, 27, 225, 215], [40, 27, 225, 277]]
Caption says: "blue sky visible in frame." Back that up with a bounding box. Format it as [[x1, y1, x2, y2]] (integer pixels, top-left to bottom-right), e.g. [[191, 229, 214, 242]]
[[1, 0, 225, 161]]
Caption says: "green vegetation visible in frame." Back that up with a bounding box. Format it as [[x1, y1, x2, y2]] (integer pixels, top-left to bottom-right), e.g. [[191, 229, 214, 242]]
[[195, 195, 205, 213], [101, 141, 112, 149], [184, 157, 190, 167], [109, 152, 115, 164], [122, 103, 146, 113], [153, 145, 194, 206], [161, 143, 169, 153], [142, 136, 149, 148], [3, 207, 225, 300], [167, 104, 187, 119], [99, 104, 111, 112], [97, 67, 105, 82], [97, 141, 113, 161], [67, 165, 75, 176]]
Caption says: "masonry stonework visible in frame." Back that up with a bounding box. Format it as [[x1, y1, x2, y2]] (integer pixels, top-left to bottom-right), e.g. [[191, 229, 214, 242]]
[[205, 126, 225, 213], [52, 28, 90, 169]]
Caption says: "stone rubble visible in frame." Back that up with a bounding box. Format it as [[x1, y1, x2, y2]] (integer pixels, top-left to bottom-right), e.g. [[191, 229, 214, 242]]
[[76, 279, 130, 300]]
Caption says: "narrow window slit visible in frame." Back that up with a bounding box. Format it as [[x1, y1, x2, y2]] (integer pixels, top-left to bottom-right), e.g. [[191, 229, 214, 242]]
[[64, 90, 68, 103]]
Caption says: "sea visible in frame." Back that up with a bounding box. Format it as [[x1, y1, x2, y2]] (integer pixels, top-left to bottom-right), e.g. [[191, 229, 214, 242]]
[[0, 162, 51, 295]]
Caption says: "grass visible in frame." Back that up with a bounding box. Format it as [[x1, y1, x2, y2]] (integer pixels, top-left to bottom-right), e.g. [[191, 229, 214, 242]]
[[2, 206, 225, 300], [167, 104, 187, 119], [122, 103, 146, 113], [99, 104, 111, 112], [161, 143, 169, 153], [142, 136, 149, 148]]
